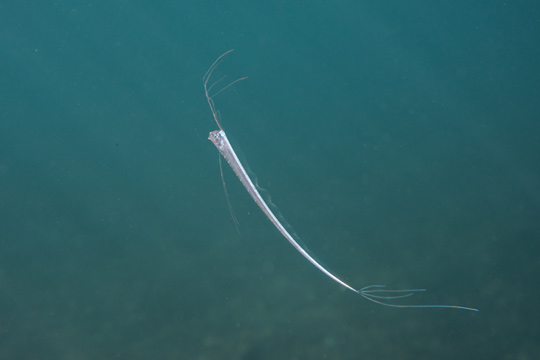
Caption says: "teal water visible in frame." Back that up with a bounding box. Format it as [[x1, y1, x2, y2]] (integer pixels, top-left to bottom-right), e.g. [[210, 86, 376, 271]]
[[1, 1, 539, 359]]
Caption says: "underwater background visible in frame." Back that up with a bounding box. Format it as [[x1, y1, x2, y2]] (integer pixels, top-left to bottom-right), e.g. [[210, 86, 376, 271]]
[[1, 1, 539, 359]]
